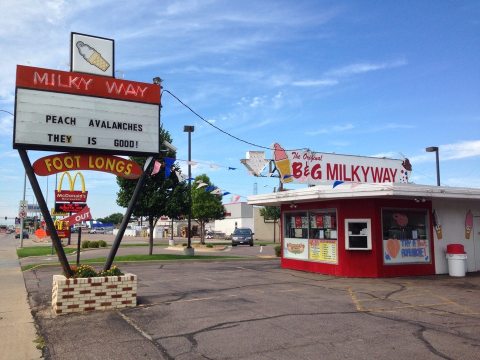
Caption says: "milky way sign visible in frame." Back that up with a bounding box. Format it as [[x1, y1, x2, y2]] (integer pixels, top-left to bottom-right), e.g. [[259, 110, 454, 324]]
[[13, 65, 160, 156]]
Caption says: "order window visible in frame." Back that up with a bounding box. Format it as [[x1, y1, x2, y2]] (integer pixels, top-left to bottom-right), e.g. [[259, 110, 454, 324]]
[[283, 210, 338, 264], [345, 219, 372, 250]]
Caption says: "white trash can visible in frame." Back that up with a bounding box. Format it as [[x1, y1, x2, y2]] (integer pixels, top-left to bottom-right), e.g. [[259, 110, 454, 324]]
[[446, 253, 467, 277]]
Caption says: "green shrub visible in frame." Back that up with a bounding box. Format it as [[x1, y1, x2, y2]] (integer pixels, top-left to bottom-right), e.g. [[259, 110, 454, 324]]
[[274, 245, 282, 257], [74, 264, 98, 278], [90, 241, 99, 248], [206, 243, 213, 248], [81, 240, 90, 249], [98, 240, 107, 248], [99, 266, 124, 277]]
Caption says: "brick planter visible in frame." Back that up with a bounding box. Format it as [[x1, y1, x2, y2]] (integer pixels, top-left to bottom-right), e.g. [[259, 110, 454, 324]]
[[52, 274, 137, 315]]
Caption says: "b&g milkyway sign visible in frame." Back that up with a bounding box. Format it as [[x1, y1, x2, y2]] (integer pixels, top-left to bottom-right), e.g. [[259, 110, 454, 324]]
[[273, 143, 411, 185]]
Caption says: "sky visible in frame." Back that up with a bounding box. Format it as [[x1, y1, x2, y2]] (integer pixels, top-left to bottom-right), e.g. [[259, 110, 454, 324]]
[[0, 0, 479, 222]]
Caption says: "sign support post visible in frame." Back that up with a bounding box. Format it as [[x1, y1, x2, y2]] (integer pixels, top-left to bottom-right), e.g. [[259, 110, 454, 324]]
[[103, 157, 154, 271], [76, 227, 82, 266], [18, 149, 73, 277]]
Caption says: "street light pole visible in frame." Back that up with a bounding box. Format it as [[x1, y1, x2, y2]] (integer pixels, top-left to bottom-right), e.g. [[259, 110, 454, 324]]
[[183, 125, 195, 256], [20, 172, 26, 248], [426, 146, 440, 186]]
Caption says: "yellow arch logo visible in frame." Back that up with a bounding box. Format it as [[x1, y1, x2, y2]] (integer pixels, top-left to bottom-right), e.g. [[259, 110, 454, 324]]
[[57, 171, 86, 192]]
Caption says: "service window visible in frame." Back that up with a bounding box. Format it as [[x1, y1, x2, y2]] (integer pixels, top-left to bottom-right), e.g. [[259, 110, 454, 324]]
[[382, 209, 431, 264], [284, 210, 338, 264], [345, 219, 372, 250]]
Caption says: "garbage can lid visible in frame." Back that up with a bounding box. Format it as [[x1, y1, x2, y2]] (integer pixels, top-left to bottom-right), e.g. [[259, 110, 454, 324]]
[[446, 243, 466, 254]]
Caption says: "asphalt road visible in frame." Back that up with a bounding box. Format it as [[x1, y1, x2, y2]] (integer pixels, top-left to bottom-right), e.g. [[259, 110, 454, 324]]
[[24, 259, 480, 360]]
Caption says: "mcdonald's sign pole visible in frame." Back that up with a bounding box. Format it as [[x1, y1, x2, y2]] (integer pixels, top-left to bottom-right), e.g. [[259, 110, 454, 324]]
[[18, 149, 73, 277]]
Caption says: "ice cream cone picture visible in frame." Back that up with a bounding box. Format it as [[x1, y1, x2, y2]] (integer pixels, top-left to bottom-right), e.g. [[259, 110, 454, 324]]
[[386, 239, 400, 259], [432, 210, 442, 240], [76, 41, 110, 72], [273, 143, 292, 183], [465, 209, 473, 239]]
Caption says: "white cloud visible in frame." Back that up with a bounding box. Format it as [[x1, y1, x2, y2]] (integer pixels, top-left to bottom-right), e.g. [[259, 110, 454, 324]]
[[410, 140, 480, 164], [306, 123, 354, 135], [249, 96, 264, 108], [369, 151, 404, 159], [291, 79, 338, 87], [441, 140, 480, 160], [326, 59, 407, 78]]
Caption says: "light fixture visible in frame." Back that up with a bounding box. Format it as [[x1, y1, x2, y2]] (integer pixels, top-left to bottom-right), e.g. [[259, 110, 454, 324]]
[[425, 146, 440, 186], [152, 77, 162, 85], [289, 203, 297, 209]]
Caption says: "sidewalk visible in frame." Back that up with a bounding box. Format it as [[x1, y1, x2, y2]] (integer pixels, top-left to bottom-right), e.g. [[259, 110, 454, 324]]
[[0, 234, 42, 360]]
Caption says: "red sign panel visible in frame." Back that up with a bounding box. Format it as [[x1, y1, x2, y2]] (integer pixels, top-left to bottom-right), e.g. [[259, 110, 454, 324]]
[[55, 190, 88, 203], [46, 229, 70, 238], [55, 203, 87, 213], [63, 206, 92, 226], [16, 65, 160, 104], [33, 153, 142, 179]]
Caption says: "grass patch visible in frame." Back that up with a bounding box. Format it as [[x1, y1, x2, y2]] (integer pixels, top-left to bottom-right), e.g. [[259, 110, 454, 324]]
[[33, 335, 46, 350], [21, 253, 244, 271], [83, 254, 242, 263], [17, 246, 76, 258], [119, 243, 169, 247]]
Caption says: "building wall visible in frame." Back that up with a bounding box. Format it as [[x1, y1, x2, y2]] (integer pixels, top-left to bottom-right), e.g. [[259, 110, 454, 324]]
[[214, 202, 254, 236], [280, 198, 436, 278], [253, 207, 280, 242], [431, 199, 480, 274]]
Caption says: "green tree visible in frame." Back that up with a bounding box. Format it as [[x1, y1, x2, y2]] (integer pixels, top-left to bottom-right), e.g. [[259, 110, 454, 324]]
[[116, 126, 188, 255], [97, 213, 124, 225], [191, 174, 225, 244], [259, 206, 281, 243]]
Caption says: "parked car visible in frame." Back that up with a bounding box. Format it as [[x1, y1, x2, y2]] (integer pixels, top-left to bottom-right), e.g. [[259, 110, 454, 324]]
[[15, 231, 29, 239], [231, 228, 254, 246], [89, 227, 106, 234]]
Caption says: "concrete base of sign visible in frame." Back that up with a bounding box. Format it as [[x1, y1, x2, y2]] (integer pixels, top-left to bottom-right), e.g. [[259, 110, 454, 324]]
[[184, 247, 195, 256], [168, 239, 175, 246]]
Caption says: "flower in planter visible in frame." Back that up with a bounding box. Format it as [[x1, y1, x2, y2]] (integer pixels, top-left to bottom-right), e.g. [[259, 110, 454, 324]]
[[74, 264, 98, 278], [98, 265, 124, 277]]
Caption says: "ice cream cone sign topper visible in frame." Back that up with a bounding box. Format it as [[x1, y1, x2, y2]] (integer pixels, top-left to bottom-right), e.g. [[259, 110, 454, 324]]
[[465, 210, 473, 239], [76, 41, 110, 72], [273, 143, 293, 183], [432, 210, 443, 240], [71, 33, 114, 77]]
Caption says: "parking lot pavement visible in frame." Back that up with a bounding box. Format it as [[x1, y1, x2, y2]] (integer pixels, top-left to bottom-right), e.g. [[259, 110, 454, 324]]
[[25, 260, 480, 360]]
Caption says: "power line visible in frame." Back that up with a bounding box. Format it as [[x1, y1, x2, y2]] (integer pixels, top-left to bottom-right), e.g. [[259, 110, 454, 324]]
[[162, 89, 306, 152]]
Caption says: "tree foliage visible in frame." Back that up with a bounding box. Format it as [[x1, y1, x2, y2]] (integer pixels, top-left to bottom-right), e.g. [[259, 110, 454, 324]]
[[97, 213, 124, 225], [191, 174, 225, 244], [116, 126, 189, 254], [259, 206, 280, 221]]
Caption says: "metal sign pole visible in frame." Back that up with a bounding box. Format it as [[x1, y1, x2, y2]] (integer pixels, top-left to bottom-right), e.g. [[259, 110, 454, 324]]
[[103, 157, 154, 271], [76, 227, 82, 266], [18, 149, 73, 277]]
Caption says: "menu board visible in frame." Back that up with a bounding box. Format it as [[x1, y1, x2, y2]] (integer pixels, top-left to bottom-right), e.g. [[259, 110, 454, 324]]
[[309, 239, 337, 263]]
